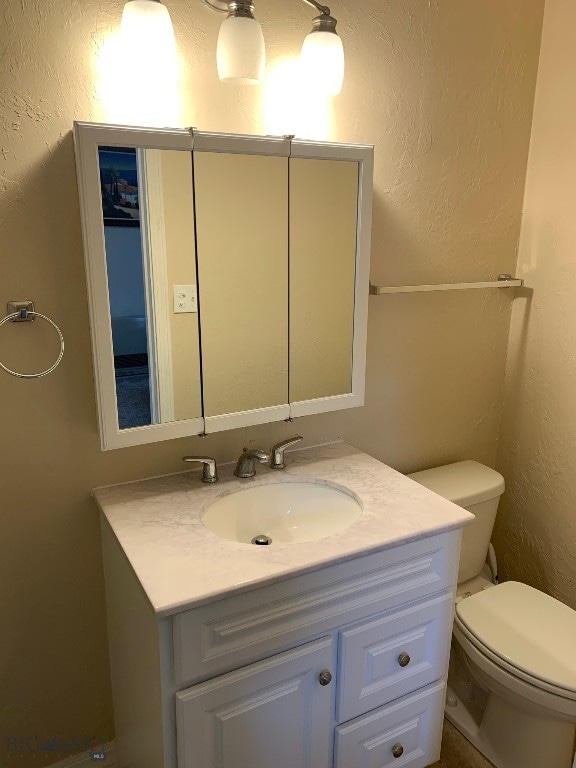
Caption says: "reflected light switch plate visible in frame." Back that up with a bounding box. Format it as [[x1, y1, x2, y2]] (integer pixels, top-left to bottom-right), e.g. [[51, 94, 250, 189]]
[[173, 285, 198, 314]]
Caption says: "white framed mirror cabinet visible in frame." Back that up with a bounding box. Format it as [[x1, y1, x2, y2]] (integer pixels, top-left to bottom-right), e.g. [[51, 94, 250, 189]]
[[73, 123, 373, 449]]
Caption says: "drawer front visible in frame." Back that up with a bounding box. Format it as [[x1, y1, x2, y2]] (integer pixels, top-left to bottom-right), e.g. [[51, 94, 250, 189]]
[[334, 681, 445, 768], [337, 591, 454, 722], [173, 530, 460, 685]]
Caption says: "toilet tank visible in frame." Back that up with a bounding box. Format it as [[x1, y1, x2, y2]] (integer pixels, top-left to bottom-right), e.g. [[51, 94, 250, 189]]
[[407, 461, 505, 584]]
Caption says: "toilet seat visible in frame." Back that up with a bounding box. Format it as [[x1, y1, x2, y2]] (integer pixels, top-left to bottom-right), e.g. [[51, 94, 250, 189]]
[[455, 581, 576, 698]]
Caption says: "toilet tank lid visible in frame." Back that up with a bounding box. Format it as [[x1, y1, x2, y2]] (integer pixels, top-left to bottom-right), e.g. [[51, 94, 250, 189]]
[[407, 460, 504, 507]]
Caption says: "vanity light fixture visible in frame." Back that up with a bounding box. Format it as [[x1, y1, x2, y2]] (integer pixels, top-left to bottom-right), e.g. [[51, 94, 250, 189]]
[[204, 0, 266, 83], [121, 0, 177, 54], [300, 0, 344, 95], [112, 0, 179, 126], [202, 0, 345, 93]]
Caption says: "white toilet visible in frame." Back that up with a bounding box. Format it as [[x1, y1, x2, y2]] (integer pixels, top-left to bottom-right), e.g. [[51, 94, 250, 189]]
[[408, 461, 576, 768]]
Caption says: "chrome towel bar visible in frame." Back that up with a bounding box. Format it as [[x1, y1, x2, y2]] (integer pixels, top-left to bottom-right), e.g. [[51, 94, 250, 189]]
[[370, 274, 524, 295]]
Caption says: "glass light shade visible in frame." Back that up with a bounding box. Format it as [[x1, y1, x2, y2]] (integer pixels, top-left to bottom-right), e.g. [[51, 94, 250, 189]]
[[113, 0, 179, 126], [121, 0, 176, 49], [217, 15, 265, 84], [300, 30, 344, 96]]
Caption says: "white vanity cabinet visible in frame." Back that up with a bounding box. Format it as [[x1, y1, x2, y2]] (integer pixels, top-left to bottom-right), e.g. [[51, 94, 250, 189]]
[[101, 521, 460, 768]]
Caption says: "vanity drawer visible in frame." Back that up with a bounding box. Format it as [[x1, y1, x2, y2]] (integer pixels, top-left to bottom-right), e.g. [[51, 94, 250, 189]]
[[334, 681, 445, 768], [336, 591, 454, 723], [173, 531, 459, 685]]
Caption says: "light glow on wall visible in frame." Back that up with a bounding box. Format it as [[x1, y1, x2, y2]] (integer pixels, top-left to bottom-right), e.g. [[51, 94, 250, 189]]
[[96, 2, 181, 127], [263, 57, 334, 141]]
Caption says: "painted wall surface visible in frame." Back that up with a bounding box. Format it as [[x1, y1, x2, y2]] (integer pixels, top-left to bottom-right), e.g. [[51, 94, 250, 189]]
[[495, 0, 576, 609], [0, 1, 543, 765]]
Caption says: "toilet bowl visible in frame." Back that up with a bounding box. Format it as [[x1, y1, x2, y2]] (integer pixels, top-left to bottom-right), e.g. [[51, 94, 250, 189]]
[[408, 461, 576, 768]]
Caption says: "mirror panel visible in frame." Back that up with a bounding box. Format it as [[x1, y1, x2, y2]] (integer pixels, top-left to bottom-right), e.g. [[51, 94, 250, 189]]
[[99, 145, 202, 430], [99, 146, 150, 429], [289, 157, 359, 403], [194, 151, 289, 419], [159, 150, 202, 422]]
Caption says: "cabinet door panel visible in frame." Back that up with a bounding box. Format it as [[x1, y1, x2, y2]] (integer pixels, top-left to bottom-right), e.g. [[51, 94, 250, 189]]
[[334, 681, 445, 768], [289, 157, 359, 403], [337, 592, 453, 722], [194, 151, 289, 427], [176, 636, 334, 768]]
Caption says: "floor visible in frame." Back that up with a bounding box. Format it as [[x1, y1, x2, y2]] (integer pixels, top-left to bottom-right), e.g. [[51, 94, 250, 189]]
[[115, 368, 151, 428], [432, 719, 495, 768]]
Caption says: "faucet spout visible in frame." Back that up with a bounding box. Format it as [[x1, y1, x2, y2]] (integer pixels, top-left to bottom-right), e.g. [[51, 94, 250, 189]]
[[234, 449, 269, 478]]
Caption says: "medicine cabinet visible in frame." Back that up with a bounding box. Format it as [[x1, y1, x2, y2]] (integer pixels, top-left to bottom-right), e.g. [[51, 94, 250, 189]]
[[74, 123, 373, 449]]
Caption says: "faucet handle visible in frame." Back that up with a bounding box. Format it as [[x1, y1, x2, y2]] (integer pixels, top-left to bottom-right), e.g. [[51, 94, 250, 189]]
[[270, 435, 303, 470], [182, 456, 219, 484]]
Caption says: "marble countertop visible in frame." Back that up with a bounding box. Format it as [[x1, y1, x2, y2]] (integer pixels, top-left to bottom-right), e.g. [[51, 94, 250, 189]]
[[93, 442, 473, 617]]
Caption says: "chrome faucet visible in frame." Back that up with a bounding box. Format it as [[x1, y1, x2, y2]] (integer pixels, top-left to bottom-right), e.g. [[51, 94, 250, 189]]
[[234, 449, 269, 478], [270, 435, 303, 469], [182, 456, 219, 483]]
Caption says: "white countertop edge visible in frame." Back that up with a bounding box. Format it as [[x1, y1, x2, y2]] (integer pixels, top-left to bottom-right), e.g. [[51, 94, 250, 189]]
[[94, 442, 473, 616], [149, 521, 470, 618]]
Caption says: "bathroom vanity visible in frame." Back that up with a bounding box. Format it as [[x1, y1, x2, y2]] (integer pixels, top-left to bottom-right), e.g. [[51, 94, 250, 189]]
[[94, 443, 472, 768]]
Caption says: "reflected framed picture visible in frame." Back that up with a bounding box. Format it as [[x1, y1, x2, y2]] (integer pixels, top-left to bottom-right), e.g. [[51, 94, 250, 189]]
[[98, 146, 140, 227]]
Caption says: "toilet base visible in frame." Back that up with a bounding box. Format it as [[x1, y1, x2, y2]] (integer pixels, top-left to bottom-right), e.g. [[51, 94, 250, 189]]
[[445, 683, 576, 768]]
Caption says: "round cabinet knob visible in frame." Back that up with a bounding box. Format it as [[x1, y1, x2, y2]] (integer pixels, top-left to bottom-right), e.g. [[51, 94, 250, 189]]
[[392, 743, 404, 759], [398, 651, 411, 668], [318, 669, 332, 686]]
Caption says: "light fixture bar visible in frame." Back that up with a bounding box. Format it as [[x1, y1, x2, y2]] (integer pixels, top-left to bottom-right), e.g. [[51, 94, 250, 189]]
[[303, 0, 332, 16], [202, 0, 229, 12], [202, 0, 345, 93], [226, 1, 257, 19]]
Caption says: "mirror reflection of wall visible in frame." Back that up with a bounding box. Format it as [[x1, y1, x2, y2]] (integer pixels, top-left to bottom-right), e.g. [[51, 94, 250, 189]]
[[99, 146, 358, 429], [159, 150, 203, 423], [289, 157, 359, 402], [194, 151, 289, 419]]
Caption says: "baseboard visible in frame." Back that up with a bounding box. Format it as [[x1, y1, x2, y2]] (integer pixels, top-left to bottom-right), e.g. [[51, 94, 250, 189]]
[[48, 741, 117, 767]]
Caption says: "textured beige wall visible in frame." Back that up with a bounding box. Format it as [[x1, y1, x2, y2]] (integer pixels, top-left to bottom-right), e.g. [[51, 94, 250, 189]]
[[495, 0, 576, 609], [0, 1, 543, 765]]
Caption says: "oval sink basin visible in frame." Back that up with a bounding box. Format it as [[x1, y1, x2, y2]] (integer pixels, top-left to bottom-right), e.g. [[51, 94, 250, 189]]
[[202, 482, 362, 545]]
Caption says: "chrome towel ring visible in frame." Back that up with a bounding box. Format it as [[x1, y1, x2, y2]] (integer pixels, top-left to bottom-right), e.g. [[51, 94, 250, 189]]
[[0, 301, 65, 379]]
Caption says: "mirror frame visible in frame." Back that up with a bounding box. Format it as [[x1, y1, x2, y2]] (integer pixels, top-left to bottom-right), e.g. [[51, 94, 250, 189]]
[[74, 122, 373, 450]]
